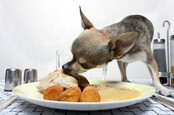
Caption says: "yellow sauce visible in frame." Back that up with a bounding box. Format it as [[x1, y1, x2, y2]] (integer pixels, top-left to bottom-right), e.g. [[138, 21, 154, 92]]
[[98, 85, 141, 102]]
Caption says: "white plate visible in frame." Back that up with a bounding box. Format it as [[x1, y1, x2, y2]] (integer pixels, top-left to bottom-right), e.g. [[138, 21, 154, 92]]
[[13, 81, 155, 111]]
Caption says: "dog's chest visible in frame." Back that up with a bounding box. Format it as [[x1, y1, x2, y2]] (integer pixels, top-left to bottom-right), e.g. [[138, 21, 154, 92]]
[[118, 51, 147, 63]]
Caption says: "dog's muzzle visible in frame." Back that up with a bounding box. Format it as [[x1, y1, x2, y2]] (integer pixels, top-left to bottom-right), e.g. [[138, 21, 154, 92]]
[[62, 64, 71, 73]]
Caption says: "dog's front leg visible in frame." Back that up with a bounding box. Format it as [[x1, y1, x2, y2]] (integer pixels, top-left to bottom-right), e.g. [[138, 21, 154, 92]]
[[117, 61, 129, 82], [147, 57, 174, 97]]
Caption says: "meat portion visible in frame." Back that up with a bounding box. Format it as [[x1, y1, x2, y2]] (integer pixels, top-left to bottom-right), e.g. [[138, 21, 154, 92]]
[[59, 87, 81, 102], [80, 86, 101, 102], [70, 74, 89, 90], [43, 84, 63, 101], [37, 70, 78, 92], [37, 70, 89, 92]]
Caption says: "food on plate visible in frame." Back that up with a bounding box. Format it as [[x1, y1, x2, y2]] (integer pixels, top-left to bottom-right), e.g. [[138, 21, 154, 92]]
[[43, 84, 63, 101], [37, 70, 77, 92], [70, 74, 89, 90], [59, 87, 81, 102], [37, 70, 89, 92], [38, 70, 141, 103], [42, 84, 141, 102], [98, 85, 141, 102], [80, 86, 101, 102]]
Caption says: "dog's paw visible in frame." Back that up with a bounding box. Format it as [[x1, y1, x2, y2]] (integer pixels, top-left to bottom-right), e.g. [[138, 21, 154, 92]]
[[157, 87, 174, 97], [122, 79, 130, 82]]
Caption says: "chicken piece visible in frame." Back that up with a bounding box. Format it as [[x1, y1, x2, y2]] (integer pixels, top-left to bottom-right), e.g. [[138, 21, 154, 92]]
[[37, 70, 89, 92], [80, 86, 101, 102], [59, 87, 81, 102], [37, 70, 78, 92], [43, 84, 63, 101]]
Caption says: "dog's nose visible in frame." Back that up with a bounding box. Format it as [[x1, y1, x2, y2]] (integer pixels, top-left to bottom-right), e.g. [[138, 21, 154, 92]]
[[62, 64, 71, 73]]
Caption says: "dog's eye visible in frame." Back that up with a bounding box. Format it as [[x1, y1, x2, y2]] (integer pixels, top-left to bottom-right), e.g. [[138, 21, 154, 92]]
[[81, 64, 89, 69]]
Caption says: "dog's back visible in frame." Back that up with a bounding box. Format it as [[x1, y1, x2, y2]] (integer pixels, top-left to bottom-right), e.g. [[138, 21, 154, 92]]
[[104, 15, 153, 38], [103, 15, 154, 62]]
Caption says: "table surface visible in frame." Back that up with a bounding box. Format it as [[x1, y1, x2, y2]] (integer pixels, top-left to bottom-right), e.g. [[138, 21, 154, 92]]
[[0, 80, 174, 115]]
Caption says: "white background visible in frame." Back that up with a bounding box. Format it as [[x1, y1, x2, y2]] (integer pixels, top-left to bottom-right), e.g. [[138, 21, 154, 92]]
[[0, 0, 174, 81]]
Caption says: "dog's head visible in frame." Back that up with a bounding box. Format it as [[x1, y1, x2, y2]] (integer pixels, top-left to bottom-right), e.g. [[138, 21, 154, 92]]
[[62, 7, 139, 74]]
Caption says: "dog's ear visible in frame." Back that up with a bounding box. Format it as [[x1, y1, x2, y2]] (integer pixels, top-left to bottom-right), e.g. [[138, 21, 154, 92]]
[[108, 31, 139, 58], [79, 6, 94, 29]]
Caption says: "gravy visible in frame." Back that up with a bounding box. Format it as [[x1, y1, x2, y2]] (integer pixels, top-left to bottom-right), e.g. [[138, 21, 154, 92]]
[[97, 85, 141, 102]]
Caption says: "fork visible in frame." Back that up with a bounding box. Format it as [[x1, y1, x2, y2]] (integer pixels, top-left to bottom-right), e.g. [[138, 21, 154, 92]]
[[0, 96, 18, 111]]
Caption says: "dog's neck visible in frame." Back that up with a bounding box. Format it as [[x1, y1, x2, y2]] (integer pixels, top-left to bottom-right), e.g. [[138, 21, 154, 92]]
[[102, 24, 127, 59], [102, 23, 124, 40]]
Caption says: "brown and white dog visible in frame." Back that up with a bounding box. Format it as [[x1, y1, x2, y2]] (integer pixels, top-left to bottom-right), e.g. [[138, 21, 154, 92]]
[[62, 7, 174, 97]]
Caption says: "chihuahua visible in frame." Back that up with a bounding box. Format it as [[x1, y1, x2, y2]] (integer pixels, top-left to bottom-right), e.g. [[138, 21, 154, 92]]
[[62, 7, 174, 97]]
